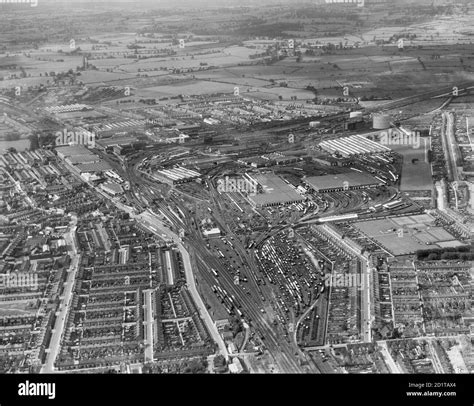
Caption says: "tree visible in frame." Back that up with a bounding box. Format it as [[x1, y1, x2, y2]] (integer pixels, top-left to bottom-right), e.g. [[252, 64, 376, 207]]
[[183, 358, 207, 374], [29, 133, 39, 151], [213, 355, 226, 368], [427, 253, 439, 261]]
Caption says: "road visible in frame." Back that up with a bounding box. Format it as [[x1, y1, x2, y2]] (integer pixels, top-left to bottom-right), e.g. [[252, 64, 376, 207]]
[[428, 341, 445, 374], [442, 112, 460, 183], [362, 259, 372, 343], [143, 289, 155, 363], [41, 215, 79, 373], [378, 341, 402, 374]]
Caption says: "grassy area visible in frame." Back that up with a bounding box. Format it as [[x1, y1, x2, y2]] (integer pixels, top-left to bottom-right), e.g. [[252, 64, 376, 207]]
[[391, 143, 433, 191]]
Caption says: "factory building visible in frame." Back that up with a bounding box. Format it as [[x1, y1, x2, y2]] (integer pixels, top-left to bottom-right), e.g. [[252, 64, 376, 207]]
[[319, 134, 391, 157], [100, 181, 124, 196], [56, 145, 94, 160], [65, 155, 100, 166], [248, 174, 305, 208], [305, 171, 381, 193], [152, 166, 201, 186], [45, 104, 92, 114], [94, 135, 142, 152], [372, 114, 392, 130]]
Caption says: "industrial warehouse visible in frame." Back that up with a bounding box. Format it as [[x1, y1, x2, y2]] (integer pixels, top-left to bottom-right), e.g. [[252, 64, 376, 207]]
[[248, 173, 305, 207], [56, 145, 112, 175], [152, 166, 201, 186], [304, 171, 381, 193], [318, 134, 391, 157]]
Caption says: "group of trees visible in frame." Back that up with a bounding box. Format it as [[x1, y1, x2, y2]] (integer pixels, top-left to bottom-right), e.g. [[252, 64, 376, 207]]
[[142, 357, 208, 374], [416, 246, 473, 261]]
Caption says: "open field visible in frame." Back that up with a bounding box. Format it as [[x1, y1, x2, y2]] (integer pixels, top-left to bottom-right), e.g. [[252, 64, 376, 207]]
[[391, 143, 433, 191], [354, 214, 464, 255], [0, 300, 38, 317]]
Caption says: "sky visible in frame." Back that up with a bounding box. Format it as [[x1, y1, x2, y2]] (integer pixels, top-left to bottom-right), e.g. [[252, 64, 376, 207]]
[[40, 0, 317, 5], [32, 0, 432, 10]]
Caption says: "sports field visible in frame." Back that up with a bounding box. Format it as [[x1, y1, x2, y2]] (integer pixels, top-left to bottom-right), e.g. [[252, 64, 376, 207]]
[[354, 214, 464, 255]]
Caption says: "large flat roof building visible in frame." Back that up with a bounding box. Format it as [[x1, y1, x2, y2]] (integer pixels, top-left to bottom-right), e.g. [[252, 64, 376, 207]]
[[45, 104, 92, 114], [56, 145, 94, 159], [56, 144, 111, 175], [65, 154, 100, 165], [100, 181, 124, 196], [76, 161, 112, 174], [248, 173, 304, 207], [305, 171, 381, 193], [95, 135, 142, 150]]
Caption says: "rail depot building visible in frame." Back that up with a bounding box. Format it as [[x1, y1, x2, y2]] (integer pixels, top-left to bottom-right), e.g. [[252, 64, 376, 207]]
[[248, 174, 305, 207], [304, 172, 381, 193]]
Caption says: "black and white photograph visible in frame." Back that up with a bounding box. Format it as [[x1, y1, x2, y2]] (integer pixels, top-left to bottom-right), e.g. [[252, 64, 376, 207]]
[[0, 0, 472, 403]]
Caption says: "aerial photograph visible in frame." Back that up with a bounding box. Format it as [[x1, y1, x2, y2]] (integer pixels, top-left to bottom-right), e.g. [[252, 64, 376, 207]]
[[0, 0, 472, 401]]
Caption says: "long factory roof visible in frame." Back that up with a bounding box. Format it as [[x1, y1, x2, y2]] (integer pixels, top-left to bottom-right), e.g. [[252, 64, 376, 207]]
[[305, 171, 380, 191], [319, 135, 391, 156], [156, 166, 201, 181]]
